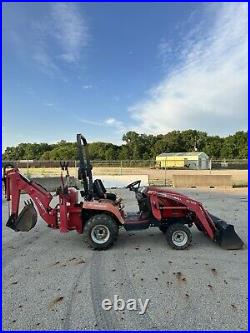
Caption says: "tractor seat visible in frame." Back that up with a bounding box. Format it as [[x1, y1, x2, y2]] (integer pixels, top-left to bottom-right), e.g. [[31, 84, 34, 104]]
[[93, 179, 117, 201], [136, 191, 152, 216]]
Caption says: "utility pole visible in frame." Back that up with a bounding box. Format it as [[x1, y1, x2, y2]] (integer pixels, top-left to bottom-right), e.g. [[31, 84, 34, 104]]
[[120, 160, 123, 175], [164, 161, 167, 186]]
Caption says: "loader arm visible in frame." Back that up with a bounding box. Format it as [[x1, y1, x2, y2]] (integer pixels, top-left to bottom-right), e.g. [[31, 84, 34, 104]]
[[4, 167, 57, 231], [148, 189, 244, 249], [149, 190, 215, 238]]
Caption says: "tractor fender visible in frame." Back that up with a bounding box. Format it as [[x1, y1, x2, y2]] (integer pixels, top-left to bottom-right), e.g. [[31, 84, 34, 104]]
[[82, 201, 124, 225]]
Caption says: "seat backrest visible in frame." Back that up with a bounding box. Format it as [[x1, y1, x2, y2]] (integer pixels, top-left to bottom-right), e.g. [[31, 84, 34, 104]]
[[136, 192, 152, 215], [93, 179, 107, 198]]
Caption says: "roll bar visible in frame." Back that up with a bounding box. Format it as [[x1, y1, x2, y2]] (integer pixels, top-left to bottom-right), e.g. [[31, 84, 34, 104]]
[[76, 134, 93, 200]]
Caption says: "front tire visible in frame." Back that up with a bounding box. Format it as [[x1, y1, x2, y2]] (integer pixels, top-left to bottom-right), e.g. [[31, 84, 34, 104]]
[[84, 214, 119, 250], [166, 223, 192, 250]]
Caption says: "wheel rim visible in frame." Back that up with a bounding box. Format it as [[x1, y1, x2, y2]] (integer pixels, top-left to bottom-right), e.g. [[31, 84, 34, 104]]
[[172, 230, 188, 247], [91, 225, 110, 244]]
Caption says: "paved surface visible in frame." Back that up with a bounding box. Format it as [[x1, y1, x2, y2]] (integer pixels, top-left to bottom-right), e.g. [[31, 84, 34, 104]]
[[2, 188, 248, 330]]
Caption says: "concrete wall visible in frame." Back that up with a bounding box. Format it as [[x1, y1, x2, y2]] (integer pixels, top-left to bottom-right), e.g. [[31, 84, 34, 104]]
[[31, 176, 76, 192], [31, 174, 149, 191], [173, 174, 232, 188], [93, 175, 149, 188]]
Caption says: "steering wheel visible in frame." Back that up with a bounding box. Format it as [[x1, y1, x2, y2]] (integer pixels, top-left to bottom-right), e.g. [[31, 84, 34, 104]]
[[126, 180, 141, 192]]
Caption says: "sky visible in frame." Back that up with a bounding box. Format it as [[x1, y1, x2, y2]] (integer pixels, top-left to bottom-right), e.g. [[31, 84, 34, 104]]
[[2, 2, 248, 149]]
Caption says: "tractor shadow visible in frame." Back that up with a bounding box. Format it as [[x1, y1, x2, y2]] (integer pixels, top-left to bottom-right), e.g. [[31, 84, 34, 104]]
[[113, 228, 216, 251]]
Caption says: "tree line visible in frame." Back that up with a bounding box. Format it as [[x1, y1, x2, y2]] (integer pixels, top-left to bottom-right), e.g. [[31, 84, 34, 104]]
[[3, 130, 248, 161]]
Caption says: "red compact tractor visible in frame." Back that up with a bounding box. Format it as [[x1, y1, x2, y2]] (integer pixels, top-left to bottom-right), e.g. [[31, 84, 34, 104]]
[[3, 134, 244, 251]]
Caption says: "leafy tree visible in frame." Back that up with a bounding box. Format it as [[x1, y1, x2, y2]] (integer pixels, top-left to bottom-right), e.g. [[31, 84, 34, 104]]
[[105, 146, 119, 160], [41, 151, 52, 160], [2, 130, 248, 160], [118, 145, 130, 160], [204, 136, 222, 158], [180, 130, 207, 152], [49, 146, 77, 160], [220, 136, 237, 159], [234, 131, 248, 158], [3, 146, 19, 160]]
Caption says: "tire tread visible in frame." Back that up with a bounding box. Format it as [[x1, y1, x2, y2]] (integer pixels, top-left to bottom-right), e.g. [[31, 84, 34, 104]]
[[166, 223, 192, 250], [83, 213, 118, 250]]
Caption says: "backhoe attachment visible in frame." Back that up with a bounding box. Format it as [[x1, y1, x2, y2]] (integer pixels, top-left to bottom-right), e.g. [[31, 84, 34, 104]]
[[3, 133, 93, 234]]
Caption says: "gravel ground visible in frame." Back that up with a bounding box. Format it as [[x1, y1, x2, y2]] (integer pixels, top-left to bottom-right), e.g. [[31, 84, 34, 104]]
[[2, 188, 248, 331]]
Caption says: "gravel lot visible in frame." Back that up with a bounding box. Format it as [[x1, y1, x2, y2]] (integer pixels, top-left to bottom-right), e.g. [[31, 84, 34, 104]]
[[2, 188, 248, 330]]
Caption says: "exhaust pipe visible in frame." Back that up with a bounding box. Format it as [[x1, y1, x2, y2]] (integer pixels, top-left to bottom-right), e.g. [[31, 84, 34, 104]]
[[6, 200, 37, 232], [210, 215, 244, 250]]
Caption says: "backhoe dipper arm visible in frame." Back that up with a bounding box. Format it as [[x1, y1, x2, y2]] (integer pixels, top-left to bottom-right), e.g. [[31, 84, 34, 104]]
[[4, 168, 56, 228]]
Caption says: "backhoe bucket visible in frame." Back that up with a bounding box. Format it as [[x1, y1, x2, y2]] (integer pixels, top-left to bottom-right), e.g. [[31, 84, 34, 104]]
[[6, 201, 37, 232], [210, 215, 244, 250]]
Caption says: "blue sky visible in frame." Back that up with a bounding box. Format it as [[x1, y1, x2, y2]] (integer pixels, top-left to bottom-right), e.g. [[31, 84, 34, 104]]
[[2, 2, 248, 149]]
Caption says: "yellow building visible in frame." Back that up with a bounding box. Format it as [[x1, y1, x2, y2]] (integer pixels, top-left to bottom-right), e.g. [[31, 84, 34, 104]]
[[156, 152, 209, 170]]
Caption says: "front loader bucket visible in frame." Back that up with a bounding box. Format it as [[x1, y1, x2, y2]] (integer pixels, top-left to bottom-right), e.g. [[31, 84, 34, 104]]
[[210, 215, 244, 250], [6, 201, 37, 232]]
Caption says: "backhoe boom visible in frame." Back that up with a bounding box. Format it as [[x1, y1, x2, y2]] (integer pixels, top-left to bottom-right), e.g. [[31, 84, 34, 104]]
[[5, 168, 56, 230]]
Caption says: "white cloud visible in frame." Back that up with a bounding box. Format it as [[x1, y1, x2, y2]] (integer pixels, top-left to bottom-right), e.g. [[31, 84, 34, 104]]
[[5, 3, 89, 74], [32, 51, 60, 76], [113, 95, 120, 102], [105, 118, 126, 133], [82, 84, 93, 90], [129, 3, 248, 136], [50, 3, 88, 63], [78, 118, 102, 126], [77, 116, 126, 133], [105, 118, 119, 125]]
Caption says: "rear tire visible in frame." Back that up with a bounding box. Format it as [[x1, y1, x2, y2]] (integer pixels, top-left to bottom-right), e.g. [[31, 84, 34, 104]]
[[84, 213, 119, 250], [166, 223, 192, 250]]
